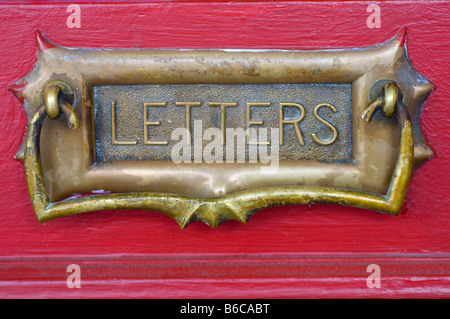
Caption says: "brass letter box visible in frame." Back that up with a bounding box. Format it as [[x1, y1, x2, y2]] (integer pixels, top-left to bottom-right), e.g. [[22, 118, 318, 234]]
[[10, 29, 433, 227]]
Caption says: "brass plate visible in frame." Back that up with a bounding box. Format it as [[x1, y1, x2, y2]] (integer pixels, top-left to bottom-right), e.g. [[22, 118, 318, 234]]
[[10, 29, 433, 227], [94, 83, 352, 162]]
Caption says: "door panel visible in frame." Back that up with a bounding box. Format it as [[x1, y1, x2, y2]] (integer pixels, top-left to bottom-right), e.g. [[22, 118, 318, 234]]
[[0, 0, 448, 298]]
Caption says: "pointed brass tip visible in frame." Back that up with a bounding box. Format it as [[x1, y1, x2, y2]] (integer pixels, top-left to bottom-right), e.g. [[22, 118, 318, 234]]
[[396, 27, 407, 47], [176, 205, 200, 229], [35, 30, 56, 52], [413, 83, 435, 99], [413, 144, 435, 166], [8, 81, 26, 96], [14, 151, 25, 162], [8, 81, 26, 104], [232, 211, 250, 225], [178, 213, 197, 229], [14, 140, 25, 163]]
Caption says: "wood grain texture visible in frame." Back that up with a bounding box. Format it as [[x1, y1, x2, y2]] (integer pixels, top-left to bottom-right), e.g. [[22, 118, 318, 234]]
[[0, 1, 449, 298], [1, 254, 449, 298]]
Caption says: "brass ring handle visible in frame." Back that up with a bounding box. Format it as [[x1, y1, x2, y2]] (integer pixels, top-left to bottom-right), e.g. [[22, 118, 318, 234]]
[[23, 80, 414, 226], [42, 80, 78, 125], [383, 82, 399, 117], [59, 100, 80, 130], [362, 82, 399, 121], [42, 85, 61, 119], [25, 91, 79, 215]]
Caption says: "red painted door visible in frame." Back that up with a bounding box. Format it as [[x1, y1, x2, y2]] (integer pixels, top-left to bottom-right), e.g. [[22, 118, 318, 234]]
[[0, 0, 449, 298]]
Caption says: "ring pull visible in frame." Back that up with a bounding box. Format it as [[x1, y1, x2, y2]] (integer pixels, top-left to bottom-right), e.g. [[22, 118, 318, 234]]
[[360, 81, 413, 215], [42, 80, 79, 129], [24, 81, 79, 216], [362, 81, 399, 122]]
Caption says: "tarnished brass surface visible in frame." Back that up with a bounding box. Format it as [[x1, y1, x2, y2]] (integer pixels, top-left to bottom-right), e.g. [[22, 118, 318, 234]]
[[23, 95, 414, 227], [10, 29, 433, 227], [94, 83, 352, 162]]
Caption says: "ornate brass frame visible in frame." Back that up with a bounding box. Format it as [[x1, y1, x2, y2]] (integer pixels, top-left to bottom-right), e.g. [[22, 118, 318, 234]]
[[10, 29, 433, 227]]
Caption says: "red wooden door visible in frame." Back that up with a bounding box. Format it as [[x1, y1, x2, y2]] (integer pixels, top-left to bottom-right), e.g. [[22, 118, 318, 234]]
[[0, 0, 449, 298]]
